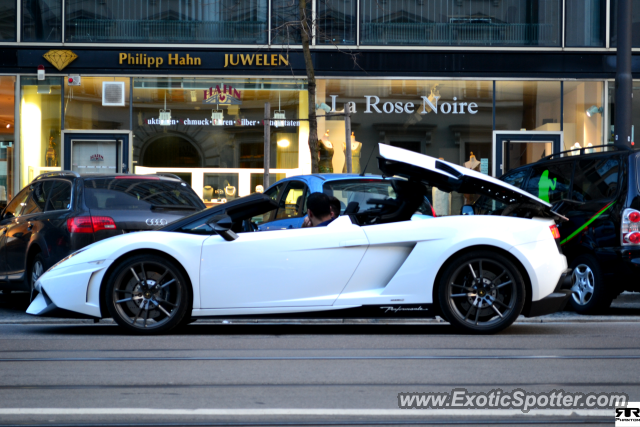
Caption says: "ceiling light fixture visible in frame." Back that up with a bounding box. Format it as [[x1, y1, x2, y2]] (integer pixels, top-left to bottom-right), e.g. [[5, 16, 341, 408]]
[[585, 105, 603, 117], [277, 139, 290, 148]]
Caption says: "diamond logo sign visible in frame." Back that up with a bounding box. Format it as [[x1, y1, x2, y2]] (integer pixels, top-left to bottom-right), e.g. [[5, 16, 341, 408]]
[[42, 50, 78, 71]]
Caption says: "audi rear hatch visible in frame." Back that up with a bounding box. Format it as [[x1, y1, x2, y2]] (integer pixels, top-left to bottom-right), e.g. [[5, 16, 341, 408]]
[[82, 175, 205, 240]]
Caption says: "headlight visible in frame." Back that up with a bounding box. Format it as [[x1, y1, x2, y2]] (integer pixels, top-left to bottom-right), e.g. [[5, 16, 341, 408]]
[[46, 248, 88, 273]]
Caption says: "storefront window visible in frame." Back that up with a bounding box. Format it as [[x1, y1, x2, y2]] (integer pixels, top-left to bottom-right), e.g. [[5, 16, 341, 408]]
[[563, 81, 604, 150], [0, 1, 16, 41], [20, 77, 62, 187], [565, 0, 605, 47], [0, 77, 15, 207], [495, 81, 561, 132], [317, 0, 357, 45], [608, 81, 640, 146], [316, 79, 492, 215], [271, 0, 308, 44], [65, 0, 267, 43], [132, 77, 305, 201], [610, 0, 640, 47], [360, 0, 561, 46], [64, 77, 130, 130], [22, 0, 61, 42]]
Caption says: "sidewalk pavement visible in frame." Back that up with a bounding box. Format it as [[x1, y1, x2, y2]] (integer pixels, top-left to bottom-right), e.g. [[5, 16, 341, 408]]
[[1, 291, 640, 325]]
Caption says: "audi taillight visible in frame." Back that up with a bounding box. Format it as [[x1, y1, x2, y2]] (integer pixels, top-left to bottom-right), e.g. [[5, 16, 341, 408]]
[[67, 216, 116, 233], [549, 224, 561, 240], [622, 208, 640, 245]]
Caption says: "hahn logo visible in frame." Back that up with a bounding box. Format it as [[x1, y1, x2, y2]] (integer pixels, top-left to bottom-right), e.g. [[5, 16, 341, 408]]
[[90, 154, 104, 162], [203, 85, 242, 106]]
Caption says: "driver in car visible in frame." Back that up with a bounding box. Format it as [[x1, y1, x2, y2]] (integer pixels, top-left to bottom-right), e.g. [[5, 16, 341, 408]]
[[302, 193, 334, 227]]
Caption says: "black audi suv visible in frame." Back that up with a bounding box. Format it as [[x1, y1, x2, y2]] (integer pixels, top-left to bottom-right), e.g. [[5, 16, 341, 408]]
[[0, 171, 204, 297]]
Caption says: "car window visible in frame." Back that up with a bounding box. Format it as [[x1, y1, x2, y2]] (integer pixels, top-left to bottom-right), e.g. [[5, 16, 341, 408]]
[[84, 177, 202, 211], [502, 169, 530, 189], [572, 156, 620, 202], [46, 181, 72, 211], [323, 179, 397, 213], [4, 188, 30, 218], [33, 181, 55, 211], [524, 163, 572, 204], [275, 181, 308, 220], [251, 183, 284, 225], [23, 186, 42, 215]]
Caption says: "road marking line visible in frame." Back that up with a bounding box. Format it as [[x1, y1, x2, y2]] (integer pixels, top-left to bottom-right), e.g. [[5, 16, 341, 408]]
[[0, 408, 612, 417]]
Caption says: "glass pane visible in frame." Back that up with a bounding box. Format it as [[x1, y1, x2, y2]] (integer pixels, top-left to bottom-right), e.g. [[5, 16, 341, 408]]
[[323, 179, 397, 213], [565, 0, 605, 47], [4, 188, 29, 218], [572, 156, 620, 201], [250, 173, 286, 193], [0, 76, 15, 207], [524, 163, 572, 203], [32, 180, 54, 211], [609, 81, 640, 147], [253, 182, 284, 224], [317, 0, 356, 45], [276, 181, 306, 219], [64, 77, 130, 130], [84, 177, 202, 210], [47, 180, 72, 211], [563, 81, 603, 152], [65, 0, 267, 43], [610, 0, 640, 47], [22, 0, 61, 42], [132, 77, 304, 170], [495, 81, 561, 131], [360, 0, 561, 46], [501, 169, 530, 189], [20, 76, 62, 188], [204, 173, 239, 202], [0, 0, 16, 41], [271, 0, 309, 44]]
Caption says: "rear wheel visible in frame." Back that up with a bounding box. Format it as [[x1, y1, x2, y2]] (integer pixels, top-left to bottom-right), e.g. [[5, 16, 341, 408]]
[[27, 253, 45, 302], [106, 255, 190, 334], [569, 254, 612, 314], [438, 251, 525, 334]]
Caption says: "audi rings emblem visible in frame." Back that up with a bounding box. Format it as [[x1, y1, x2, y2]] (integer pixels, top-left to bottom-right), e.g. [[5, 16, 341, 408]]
[[146, 218, 168, 226]]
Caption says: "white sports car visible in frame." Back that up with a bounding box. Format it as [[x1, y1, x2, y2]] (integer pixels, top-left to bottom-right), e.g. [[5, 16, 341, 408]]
[[27, 144, 571, 334]]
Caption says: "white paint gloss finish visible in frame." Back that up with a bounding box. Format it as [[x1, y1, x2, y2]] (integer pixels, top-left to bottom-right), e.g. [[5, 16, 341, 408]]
[[199, 216, 368, 308]]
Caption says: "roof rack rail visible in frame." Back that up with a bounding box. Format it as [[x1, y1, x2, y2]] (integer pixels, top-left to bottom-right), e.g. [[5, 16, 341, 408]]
[[31, 170, 81, 182], [154, 173, 184, 181], [540, 144, 630, 161]]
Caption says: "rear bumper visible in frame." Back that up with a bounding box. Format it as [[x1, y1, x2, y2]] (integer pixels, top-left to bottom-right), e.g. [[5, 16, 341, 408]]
[[522, 268, 572, 318]]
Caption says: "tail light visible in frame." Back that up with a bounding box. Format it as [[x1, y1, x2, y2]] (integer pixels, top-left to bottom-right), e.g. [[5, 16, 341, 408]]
[[549, 224, 561, 240], [67, 216, 116, 233], [430, 205, 437, 217], [622, 208, 640, 245]]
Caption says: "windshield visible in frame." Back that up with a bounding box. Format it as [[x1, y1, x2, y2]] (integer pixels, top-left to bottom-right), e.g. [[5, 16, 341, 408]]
[[84, 178, 203, 211]]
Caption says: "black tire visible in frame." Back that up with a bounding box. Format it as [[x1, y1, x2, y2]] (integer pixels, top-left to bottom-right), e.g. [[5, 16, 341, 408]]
[[569, 254, 612, 314], [106, 254, 190, 334], [438, 251, 525, 334], [27, 253, 45, 302]]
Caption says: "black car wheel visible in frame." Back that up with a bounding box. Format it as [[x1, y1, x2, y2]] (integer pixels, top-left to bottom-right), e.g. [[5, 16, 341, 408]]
[[438, 251, 525, 334], [569, 254, 612, 314], [106, 255, 190, 334], [28, 253, 45, 302]]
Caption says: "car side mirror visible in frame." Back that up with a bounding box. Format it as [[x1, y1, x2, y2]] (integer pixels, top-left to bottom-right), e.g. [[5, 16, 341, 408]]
[[208, 215, 238, 242], [461, 205, 475, 216]]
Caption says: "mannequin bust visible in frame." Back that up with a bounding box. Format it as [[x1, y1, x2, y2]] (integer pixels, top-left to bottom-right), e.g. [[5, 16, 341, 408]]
[[350, 132, 362, 174], [203, 186, 213, 202], [464, 152, 480, 170], [319, 130, 334, 173]]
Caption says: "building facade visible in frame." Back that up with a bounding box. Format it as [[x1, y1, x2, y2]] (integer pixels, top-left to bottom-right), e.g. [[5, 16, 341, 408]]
[[0, 0, 639, 212]]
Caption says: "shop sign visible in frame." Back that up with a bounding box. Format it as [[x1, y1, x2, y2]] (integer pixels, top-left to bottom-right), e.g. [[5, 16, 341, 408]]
[[90, 154, 104, 161], [119, 53, 202, 68], [328, 95, 479, 115], [204, 85, 242, 105], [224, 54, 289, 68], [145, 117, 300, 127]]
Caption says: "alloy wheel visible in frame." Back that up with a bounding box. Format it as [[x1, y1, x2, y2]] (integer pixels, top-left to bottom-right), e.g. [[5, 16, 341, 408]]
[[571, 264, 595, 306], [30, 258, 44, 302], [446, 258, 517, 327], [112, 261, 183, 330]]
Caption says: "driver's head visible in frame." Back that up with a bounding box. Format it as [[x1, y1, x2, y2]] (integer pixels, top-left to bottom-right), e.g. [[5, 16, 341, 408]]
[[307, 193, 332, 226]]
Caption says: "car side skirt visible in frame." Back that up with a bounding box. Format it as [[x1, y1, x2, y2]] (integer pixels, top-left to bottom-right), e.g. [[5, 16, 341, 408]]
[[191, 304, 436, 320]]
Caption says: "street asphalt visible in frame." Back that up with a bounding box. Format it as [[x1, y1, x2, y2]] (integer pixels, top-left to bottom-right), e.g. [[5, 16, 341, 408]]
[[0, 292, 639, 426]]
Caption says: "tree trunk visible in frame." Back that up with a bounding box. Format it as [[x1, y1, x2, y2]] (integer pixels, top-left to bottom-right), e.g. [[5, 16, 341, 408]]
[[300, 0, 319, 174]]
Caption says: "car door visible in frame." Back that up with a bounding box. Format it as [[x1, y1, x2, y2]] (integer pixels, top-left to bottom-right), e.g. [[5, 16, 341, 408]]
[[0, 188, 31, 279], [199, 215, 369, 309], [4, 182, 50, 281], [259, 180, 310, 231]]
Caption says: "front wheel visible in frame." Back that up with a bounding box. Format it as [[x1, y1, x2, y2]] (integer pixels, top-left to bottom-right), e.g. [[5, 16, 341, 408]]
[[438, 251, 525, 334], [106, 255, 190, 334]]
